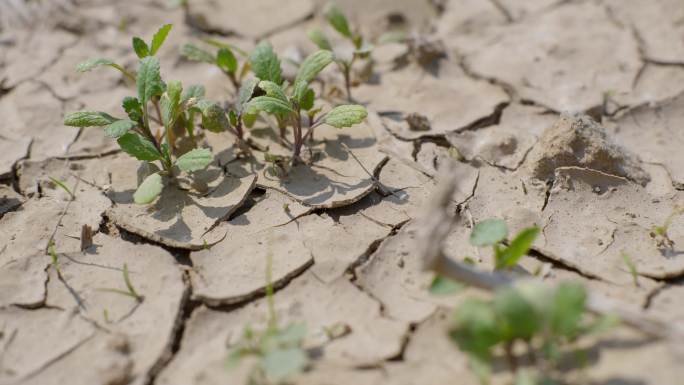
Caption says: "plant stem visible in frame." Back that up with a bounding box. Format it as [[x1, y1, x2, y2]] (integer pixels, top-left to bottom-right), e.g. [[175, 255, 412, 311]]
[[344, 63, 352, 103], [504, 341, 518, 373]]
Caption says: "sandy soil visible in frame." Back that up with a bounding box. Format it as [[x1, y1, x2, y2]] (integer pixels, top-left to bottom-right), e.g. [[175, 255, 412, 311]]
[[1, 0, 684, 384]]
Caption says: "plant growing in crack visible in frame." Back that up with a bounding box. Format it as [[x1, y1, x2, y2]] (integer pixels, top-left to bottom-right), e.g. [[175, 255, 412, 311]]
[[470, 219, 540, 270], [97, 263, 144, 303], [227, 241, 308, 385], [246, 49, 368, 166], [308, 3, 373, 101], [181, 39, 250, 91], [650, 203, 684, 250], [450, 281, 618, 385], [64, 24, 219, 204]]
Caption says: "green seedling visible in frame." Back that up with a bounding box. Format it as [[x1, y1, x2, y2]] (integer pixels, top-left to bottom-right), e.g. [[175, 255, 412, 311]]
[[621, 251, 639, 287], [48, 176, 75, 200], [308, 3, 373, 101], [650, 204, 684, 249], [450, 282, 617, 384], [97, 263, 144, 302], [470, 219, 540, 270], [227, 237, 309, 384], [47, 239, 60, 275], [64, 24, 218, 204], [246, 49, 368, 164], [181, 39, 249, 90]]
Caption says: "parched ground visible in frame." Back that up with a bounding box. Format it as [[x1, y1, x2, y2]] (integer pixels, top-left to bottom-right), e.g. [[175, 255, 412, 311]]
[[2, 0, 684, 384]]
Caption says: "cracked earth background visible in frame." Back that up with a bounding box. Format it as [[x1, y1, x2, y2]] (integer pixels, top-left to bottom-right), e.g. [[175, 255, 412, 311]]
[[1, 0, 684, 384]]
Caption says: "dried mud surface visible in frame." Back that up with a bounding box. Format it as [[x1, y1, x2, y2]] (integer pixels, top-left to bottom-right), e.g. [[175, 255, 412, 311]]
[[2, 0, 684, 384]]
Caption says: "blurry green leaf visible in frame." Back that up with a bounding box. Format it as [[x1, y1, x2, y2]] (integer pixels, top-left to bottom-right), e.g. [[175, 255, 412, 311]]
[[237, 77, 259, 112], [355, 41, 374, 55], [122, 97, 143, 122], [196, 101, 229, 133], [160, 80, 183, 127], [292, 50, 334, 103], [429, 275, 462, 295], [175, 148, 213, 172], [450, 298, 501, 356], [377, 31, 407, 44], [226, 348, 244, 369], [307, 29, 332, 51], [324, 104, 367, 128], [249, 41, 282, 84], [300, 88, 315, 110], [104, 119, 136, 138], [242, 112, 257, 128], [181, 43, 215, 63], [117, 132, 162, 161], [150, 24, 173, 55], [495, 227, 540, 269], [258, 80, 288, 103], [470, 219, 507, 247], [584, 314, 620, 335], [134, 172, 162, 204], [247, 96, 294, 115], [217, 47, 238, 74], [325, 4, 352, 38], [132, 37, 150, 58], [272, 323, 307, 346], [493, 288, 540, 341], [182, 84, 205, 103], [64, 111, 117, 127], [137, 56, 165, 105], [550, 282, 587, 338], [262, 347, 308, 383]]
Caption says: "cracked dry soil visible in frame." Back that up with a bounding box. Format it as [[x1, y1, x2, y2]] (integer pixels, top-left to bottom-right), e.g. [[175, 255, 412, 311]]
[[2, 0, 684, 384]]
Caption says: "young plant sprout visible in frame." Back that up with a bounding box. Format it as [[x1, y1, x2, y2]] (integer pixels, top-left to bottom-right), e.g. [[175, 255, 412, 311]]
[[450, 282, 617, 384], [650, 204, 684, 249], [97, 263, 144, 303], [308, 3, 373, 101], [470, 219, 540, 270], [181, 39, 250, 90], [64, 24, 217, 204], [227, 240, 308, 384], [246, 49, 368, 164]]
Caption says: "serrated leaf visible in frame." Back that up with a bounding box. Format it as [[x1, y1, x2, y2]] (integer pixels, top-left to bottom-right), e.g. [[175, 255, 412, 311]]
[[246, 96, 294, 115], [161, 80, 183, 127], [122, 97, 143, 122], [258, 80, 288, 103], [132, 37, 150, 58], [470, 219, 507, 247], [217, 47, 238, 74], [300, 88, 315, 110], [104, 119, 137, 138], [64, 111, 117, 127], [495, 227, 540, 269], [262, 348, 308, 383], [292, 50, 333, 103], [175, 148, 213, 172], [117, 132, 162, 161], [150, 24, 173, 55], [249, 41, 282, 84], [325, 4, 352, 38], [76, 58, 130, 79], [307, 29, 332, 51], [237, 77, 259, 112], [181, 43, 215, 63], [324, 104, 367, 128], [137, 56, 165, 105], [134, 172, 163, 204], [182, 84, 205, 103]]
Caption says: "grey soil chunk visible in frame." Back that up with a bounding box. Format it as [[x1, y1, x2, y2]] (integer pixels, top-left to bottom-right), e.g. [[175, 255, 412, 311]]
[[0, 307, 96, 384], [460, 2, 641, 113], [188, 0, 314, 38], [0, 185, 24, 217], [354, 62, 508, 139], [612, 64, 684, 108], [108, 172, 257, 250], [541, 167, 684, 284], [646, 279, 684, 326], [0, 199, 63, 266], [605, 0, 684, 64], [228, 116, 386, 209], [524, 115, 649, 185], [0, 255, 48, 308], [447, 104, 557, 170], [45, 234, 187, 384], [495, 0, 559, 21], [610, 92, 684, 188], [158, 273, 406, 385]]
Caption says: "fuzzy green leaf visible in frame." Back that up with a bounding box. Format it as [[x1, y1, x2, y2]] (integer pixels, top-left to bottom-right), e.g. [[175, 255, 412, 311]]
[[137, 56, 165, 105], [132, 37, 150, 58], [64, 111, 117, 127], [493, 288, 540, 341], [262, 348, 308, 383], [196, 101, 229, 133], [325, 4, 352, 38], [429, 275, 462, 295], [307, 29, 332, 51], [300, 88, 315, 110], [292, 50, 333, 103], [495, 227, 540, 269], [450, 298, 501, 357], [550, 283, 587, 338], [237, 77, 259, 112], [134, 172, 163, 204], [324, 104, 367, 128], [117, 132, 162, 161], [247, 96, 294, 115], [76, 58, 130, 79], [182, 84, 205, 103], [217, 47, 238, 74], [122, 97, 143, 122], [249, 41, 282, 84], [470, 219, 508, 247], [104, 119, 137, 138], [181, 43, 215, 63], [175, 148, 213, 172], [258, 80, 288, 103], [150, 24, 173, 55], [161, 80, 183, 127]]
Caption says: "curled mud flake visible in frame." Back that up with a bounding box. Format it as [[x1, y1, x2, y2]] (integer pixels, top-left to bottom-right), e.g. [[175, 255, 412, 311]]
[[107, 173, 257, 250], [0, 307, 96, 384], [610, 92, 684, 188], [45, 234, 186, 383], [355, 61, 508, 140], [460, 2, 641, 113], [0, 185, 25, 217], [447, 104, 556, 170], [541, 167, 684, 284], [524, 114, 650, 185]]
